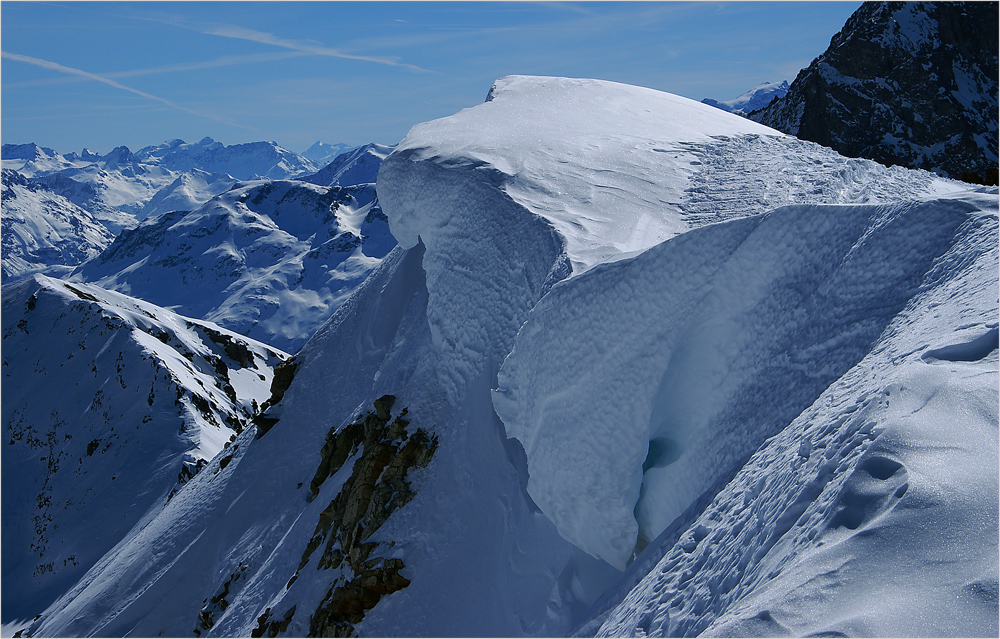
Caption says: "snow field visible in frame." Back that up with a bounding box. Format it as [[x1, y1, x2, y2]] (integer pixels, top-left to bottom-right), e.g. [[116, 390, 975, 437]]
[[589, 195, 997, 636]]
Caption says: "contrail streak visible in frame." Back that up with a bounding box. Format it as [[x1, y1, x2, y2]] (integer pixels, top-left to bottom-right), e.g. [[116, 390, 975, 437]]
[[2, 51, 256, 130], [202, 25, 432, 73]]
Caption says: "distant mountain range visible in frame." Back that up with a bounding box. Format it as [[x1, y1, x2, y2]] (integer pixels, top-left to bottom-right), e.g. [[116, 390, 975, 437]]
[[302, 141, 356, 166], [2, 137, 324, 235], [2, 139, 399, 350]]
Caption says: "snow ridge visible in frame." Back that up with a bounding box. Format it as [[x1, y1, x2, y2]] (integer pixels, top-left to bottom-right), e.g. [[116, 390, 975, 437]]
[[2, 275, 288, 623], [1, 170, 114, 281], [8, 75, 997, 639], [75, 179, 395, 351]]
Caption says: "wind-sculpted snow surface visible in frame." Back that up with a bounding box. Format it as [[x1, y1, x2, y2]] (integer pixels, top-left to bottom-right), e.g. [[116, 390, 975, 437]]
[[2, 275, 288, 625], [75, 179, 395, 352], [12, 76, 997, 639], [584, 191, 998, 637], [388, 76, 962, 276], [494, 196, 986, 570]]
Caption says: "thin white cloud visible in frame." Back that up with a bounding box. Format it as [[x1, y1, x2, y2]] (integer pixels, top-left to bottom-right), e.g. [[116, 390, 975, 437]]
[[200, 24, 432, 73], [4, 51, 310, 89], [1, 51, 256, 130]]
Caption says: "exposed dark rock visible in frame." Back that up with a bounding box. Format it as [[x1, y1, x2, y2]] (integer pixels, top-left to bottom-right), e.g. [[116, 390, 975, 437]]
[[280, 396, 437, 637], [252, 605, 297, 638], [255, 357, 299, 437], [166, 458, 208, 501], [309, 560, 411, 637], [196, 324, 258, 369], [262, 357, 298, 411], [750, 1, 998, 183], [62, 284, 100, 304], [194, 564, 249, 636]]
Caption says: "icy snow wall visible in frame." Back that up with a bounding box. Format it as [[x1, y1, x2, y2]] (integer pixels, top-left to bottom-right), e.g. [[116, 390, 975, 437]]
[[495, 197, 984, 569]]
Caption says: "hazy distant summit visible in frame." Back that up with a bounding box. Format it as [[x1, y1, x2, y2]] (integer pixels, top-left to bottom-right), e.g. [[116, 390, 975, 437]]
[[702, 80, 789, 116], [302, 141, 355, 165]]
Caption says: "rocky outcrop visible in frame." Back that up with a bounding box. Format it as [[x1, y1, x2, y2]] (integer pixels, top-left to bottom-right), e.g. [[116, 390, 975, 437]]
[[251, 606, 297, 638], [751, 2, 998, 184], [253, 356, 299, 436], [288, 395, 437, 637]]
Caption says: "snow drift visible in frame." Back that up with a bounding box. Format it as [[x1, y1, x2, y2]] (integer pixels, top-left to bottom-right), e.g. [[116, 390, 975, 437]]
[[7, 76, 996, 638]]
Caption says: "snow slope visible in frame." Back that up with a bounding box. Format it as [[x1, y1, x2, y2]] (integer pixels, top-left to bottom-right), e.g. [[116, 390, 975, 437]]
[[702, 80, 788, 115], [13, 76, 997, 639], [1, 170, 114, 281], [26, 167, 157, 235], [302, 143, 394, 188], [582, 191, 998, 638], [495, 195, 995, 571], [137, 168, 237, 221], [2, 275, 288, 625], [74, 179, 395, 352]]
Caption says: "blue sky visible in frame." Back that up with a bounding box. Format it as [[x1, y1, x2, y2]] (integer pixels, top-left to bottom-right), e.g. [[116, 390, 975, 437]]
[[2, 1, 862, 155]]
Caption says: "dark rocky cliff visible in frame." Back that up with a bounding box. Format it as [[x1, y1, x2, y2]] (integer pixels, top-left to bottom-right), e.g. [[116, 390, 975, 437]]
[[751, 2, 998, 184]]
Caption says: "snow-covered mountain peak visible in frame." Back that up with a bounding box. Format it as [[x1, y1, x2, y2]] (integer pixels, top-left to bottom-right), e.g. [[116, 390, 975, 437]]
[[100, 145, 138, 168], [2, 274, 289, 622], [384, 75, 784, 276], [302, 141, 355, 165], [702, 80, 789, 115], [1, 143, 78, 176], [1, 169, 114, 281], [382, 74, 959, 278], [137, 168, 237, 221], [1, 143, 58, 162], [303, 142, 395, 188], [76, 176, 395, 351]]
